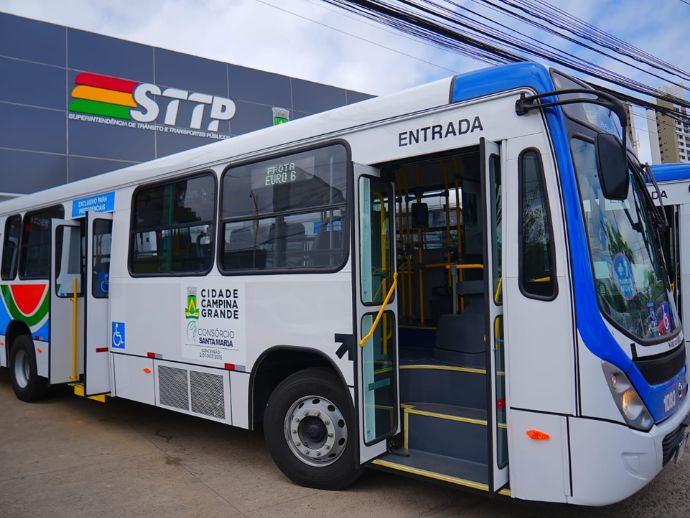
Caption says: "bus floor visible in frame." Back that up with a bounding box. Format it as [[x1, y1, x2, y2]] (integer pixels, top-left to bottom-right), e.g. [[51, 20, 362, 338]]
[[374, 324, 491, 492]]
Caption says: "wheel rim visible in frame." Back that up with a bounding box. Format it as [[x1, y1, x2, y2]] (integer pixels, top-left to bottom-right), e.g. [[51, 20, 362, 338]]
[[13, 349, 30, 389], [284, 395, 348, 467]]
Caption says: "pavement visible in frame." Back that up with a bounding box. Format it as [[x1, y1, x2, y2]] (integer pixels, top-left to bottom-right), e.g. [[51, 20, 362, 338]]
[[0, 368, 688, 518]]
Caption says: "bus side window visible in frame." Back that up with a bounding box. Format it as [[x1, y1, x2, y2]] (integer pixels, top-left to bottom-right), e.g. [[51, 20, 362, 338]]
[[1, 214, 21, 280], [93, 219, 112, 298], [219, 144, 348, 273], [129, 172, 216, 276], [19, 205, 65, 280], [519, 149, 557, 299], [55, 225, 84, 297]]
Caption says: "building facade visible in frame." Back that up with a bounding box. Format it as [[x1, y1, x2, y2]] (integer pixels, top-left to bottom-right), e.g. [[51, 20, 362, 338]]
[[646, 85, 690, 164], [0, 12, 371, 197]]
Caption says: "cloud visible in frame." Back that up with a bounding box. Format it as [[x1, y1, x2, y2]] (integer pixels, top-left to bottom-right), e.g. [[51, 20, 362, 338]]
[[1, 0, 688, 161]]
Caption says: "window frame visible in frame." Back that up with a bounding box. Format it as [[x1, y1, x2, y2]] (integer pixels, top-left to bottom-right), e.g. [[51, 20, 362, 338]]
[[128, 170, 218, 278], [358, 173, 395, 307], [1, 214, 22, 281], [19, 204, 65, 281], [517, 148, 558, 301], [54, 223, 84, 298], [92, 218, 113, 299], [217, 140, 352, 276]]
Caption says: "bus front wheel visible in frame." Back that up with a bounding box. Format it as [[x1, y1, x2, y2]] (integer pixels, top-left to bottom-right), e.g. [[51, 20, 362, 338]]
[[9, 335, 48, 402], [263, 367, 362, 489]]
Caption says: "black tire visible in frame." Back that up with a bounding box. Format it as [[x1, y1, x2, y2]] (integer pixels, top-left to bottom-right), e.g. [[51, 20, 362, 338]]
[[9, 335, 49, 402], [264, 367, 362, 490]]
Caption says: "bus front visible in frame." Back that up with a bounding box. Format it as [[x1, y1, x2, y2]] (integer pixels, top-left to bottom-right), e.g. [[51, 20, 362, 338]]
[[528, 71, 690, 504]]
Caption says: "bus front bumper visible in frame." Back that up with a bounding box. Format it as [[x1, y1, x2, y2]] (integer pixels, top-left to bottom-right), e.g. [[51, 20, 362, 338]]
[[568, 392, 690, 506]]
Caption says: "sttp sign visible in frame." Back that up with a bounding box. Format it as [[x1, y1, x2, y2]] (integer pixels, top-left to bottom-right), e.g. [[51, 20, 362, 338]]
[[68, 72, 235, 140]]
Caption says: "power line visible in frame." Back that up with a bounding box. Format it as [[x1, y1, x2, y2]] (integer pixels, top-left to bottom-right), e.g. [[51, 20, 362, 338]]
[[321, 0, 690, 124], [502, 0, 690, 82], [472, 0, 689, 91]]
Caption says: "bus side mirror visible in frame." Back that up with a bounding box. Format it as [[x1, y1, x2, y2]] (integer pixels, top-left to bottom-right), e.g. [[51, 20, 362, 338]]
[[596, 132, 629, 200]]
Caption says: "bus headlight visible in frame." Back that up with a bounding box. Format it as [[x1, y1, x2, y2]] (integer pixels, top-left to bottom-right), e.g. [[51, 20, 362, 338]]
[[602, 362, 654, 432]]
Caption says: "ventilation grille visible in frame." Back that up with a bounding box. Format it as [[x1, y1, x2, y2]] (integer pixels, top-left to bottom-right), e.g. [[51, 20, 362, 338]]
[[190, 370, 225, 419], [158, 365, 189, 411]]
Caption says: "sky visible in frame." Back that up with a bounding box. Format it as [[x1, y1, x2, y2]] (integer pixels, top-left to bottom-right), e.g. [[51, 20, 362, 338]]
[[1, 0, 689, 162]]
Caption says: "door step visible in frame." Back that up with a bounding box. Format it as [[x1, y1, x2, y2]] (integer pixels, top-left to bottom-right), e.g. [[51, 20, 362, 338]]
[[399, 364, 487, 408], [403, 402, 488, 463], [70, 383, 109, 403], [372, 449, 489, 491]]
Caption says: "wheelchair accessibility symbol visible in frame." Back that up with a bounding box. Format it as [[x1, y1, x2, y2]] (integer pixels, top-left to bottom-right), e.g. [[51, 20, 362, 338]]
[[112, 322, 126, 349]]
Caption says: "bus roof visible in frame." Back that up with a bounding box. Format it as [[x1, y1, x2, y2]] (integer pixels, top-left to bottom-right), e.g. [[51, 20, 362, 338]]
[[0, 62, 556, 216], [650, 163, 690, 183]]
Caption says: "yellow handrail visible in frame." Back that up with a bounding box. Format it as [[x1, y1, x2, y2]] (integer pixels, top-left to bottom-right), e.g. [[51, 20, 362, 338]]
[[494, 277, 502, 305], [360, 272, 398, 348], [424, 262, 484, 270]]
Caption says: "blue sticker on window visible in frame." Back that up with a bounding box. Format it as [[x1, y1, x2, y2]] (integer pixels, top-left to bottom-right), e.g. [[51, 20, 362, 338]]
[[112, 321, 125, 349], [97, 271, 109, 296], [612, 253, 636, 300], [72, 191, 115, 218]]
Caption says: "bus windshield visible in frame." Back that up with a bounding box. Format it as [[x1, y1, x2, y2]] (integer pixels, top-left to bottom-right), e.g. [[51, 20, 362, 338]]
[[571, 137, 679, 342]]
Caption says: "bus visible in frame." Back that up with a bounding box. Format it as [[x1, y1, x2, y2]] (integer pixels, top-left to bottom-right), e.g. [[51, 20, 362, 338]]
[[0, 62, 687, 506], [649, 163, 690, 338]]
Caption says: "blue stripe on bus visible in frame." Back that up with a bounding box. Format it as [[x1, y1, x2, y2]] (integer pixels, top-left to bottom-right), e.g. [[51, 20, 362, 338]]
[[650, 163, 690, 183], [450, 62, 678, 423]]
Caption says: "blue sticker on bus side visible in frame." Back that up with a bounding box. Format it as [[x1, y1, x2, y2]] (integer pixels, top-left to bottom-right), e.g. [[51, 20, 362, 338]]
[[71, 191, 115, 218], [112, 321, 125, 349]]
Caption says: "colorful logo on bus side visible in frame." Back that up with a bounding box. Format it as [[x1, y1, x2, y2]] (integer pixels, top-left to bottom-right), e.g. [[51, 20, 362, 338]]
[[0, 284, 50, 341], [68, 72, 236, 132]]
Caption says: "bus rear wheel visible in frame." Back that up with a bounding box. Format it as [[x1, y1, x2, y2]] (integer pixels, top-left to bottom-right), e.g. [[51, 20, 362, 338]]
[[263, 367, 362, 490], [9, 335, 48, 402]]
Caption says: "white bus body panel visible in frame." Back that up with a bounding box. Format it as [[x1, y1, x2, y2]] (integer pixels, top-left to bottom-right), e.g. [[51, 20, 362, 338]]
[[34, 339, 48, 378], [112, 353, 155, 405], [0, 341, 5, 367], [507, 409, 570, 503], [568, 387, 690, 506], [503, 133, 576, 416], [229, 371, 250, 429]]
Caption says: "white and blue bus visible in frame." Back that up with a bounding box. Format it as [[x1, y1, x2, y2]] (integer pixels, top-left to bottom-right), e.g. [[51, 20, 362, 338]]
[[0, 62, 688, 506], [649, 163, 690, 338]]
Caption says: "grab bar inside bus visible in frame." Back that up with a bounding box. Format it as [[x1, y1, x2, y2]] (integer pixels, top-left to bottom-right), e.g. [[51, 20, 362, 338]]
[[359, 272, 398, 348]]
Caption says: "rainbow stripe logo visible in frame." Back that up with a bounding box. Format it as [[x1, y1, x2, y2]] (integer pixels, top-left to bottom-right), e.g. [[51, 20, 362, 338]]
[[69, 72, 139, 120]]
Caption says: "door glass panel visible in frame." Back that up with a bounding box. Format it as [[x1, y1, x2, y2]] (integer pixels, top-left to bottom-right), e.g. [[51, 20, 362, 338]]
[[359, 177, 394, 305], [92, 219, 112, 298], [56, 226, 83, 298], [494, 315, 508, 468], [489, 154, 502, 305], [361, 310, 396, 444]]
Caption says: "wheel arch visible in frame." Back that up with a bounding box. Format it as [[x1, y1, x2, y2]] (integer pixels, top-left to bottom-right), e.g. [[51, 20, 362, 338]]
[[249, 345, 351, 430], [5, 319, 31, 359]]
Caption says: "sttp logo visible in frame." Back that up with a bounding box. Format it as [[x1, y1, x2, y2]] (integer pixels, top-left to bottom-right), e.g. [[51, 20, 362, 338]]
[[68, 72, 236, 131]]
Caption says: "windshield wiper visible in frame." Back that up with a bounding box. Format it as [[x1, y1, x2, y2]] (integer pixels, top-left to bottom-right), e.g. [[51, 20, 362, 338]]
[[630, 158, 669, 231]]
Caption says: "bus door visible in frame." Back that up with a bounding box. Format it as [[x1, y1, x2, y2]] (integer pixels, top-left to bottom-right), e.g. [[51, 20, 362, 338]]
[[481, 138, 509, 492], [50, 219, 84, 385], [354, 163, 400, 463], [84, 211, 113, 396]]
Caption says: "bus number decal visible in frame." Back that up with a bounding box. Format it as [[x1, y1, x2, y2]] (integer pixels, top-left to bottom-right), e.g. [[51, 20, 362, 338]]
[[664, 389, 677, 413]]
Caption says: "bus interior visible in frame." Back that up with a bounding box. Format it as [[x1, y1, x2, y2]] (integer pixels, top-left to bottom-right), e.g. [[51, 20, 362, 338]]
[[367, 145, 506, 488]]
